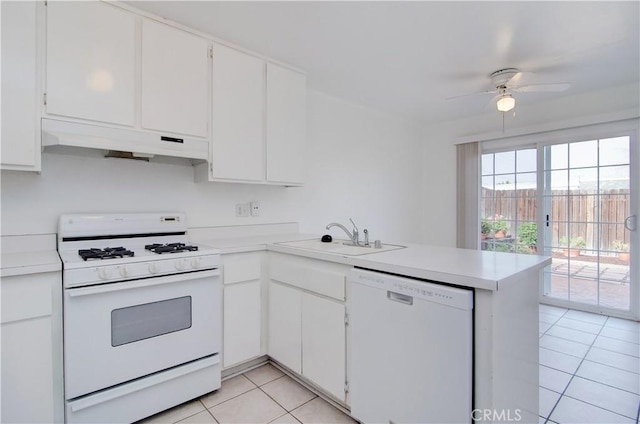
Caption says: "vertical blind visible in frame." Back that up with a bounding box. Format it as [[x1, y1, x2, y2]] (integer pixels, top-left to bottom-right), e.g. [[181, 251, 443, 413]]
[[456, 142, 480, 249]]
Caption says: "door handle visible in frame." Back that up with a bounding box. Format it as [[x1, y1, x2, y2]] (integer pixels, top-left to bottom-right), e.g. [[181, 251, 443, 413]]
[[624, 215, 637, 232], [387, 291, 413, 306], [68, 269, 220, 297], [68, 355, 220, 412]]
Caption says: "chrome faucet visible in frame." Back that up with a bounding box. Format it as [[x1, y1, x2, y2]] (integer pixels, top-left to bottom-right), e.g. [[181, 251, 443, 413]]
[[326, 218, 360, 246]]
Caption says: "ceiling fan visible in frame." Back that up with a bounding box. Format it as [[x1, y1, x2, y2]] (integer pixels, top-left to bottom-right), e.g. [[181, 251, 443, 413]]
[[449, 68, 570, 113]]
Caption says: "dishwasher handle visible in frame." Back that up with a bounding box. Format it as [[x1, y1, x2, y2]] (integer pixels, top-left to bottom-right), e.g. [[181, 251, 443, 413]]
[[387, 290, 413, 306]]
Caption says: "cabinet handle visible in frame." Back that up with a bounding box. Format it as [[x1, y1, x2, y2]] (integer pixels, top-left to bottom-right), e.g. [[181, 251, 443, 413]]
[[387, 291, 413, 306], [161, 136, 184, 144]]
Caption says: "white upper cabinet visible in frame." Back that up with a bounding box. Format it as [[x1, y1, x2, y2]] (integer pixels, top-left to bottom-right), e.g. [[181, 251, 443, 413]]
[[211, 44, 265, 181], [196, 59, 306, 186], [266, 63, 306, 185], [141, 20, 210, 138], [46, 1, 135, 127], [1, 1, 39, 171]]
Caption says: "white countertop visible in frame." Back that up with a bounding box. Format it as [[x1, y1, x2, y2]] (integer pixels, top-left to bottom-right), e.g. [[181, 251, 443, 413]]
[[1, 251, 62, 277], [201, 234, 551, 291], [0, 232, 551, 288], [199, 233, 318, 254]]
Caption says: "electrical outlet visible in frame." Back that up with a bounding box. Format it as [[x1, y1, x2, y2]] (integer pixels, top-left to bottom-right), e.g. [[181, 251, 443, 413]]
[[250, 201, 260, 217], [236, 203, 249, 217]]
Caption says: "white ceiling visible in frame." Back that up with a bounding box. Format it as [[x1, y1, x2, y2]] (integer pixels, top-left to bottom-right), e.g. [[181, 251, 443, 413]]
[[129, 1, 640, 125]]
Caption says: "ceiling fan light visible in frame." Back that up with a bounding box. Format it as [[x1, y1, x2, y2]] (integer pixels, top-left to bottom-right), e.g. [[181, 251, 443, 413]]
[[496, 94, 515, 112]]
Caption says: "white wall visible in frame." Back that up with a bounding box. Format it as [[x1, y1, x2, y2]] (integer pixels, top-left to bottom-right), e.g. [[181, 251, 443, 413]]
[[421, 82, 640, 247], [0, 89, 424, 243], [296, 90, 423, 243]]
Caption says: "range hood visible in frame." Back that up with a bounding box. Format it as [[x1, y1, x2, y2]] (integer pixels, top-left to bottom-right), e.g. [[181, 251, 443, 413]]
[[41, 118, 208, 163]]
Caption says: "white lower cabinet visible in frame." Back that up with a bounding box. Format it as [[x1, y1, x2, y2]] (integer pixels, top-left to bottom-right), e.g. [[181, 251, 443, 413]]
[[222, 252, 263, 368], [301, 292, 346, 401], [268, 281, 302, 373], [267, 253, 349, 404], [1, 271, 63, 423]]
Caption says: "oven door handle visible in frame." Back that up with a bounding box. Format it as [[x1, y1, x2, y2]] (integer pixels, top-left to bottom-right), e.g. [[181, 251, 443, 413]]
[[68, 269, 220, 298], [68, 355, 220, 412]]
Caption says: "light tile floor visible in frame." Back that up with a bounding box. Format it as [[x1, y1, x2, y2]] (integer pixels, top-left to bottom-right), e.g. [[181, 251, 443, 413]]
[[539, 305, 640, 424], [139, 364, 356, 424], [141, 307, 639, 424]]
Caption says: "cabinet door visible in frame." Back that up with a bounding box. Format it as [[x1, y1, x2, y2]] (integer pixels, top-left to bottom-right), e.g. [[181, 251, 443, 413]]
[[1, 1, 38, 171], [141, 19, 209, 138], [211, 44, 265, 181], [1, 318, 54, 423], [46, 1, 135, 126], [223, 280, 262, 368], [268, 281, 301, 373], [301, 293, 346, 402], [266, 63, 306, 184]]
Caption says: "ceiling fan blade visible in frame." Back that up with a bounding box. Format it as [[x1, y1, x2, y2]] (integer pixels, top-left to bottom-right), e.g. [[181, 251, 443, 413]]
[[506, 71, 524, 86], [483, 94, 502, 109], [446, 89, 498, 100], [511, 83, 570, 93]]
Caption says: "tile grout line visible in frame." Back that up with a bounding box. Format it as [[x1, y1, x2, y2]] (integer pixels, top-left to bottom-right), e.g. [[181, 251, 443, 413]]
[[256, 375, 302, 414], [541, 307, 569, 424], [199, 382, 258, 414], [257, 382, 317, 424], [544, 313, 610, 422], [539, 309, 568, 338], [197, 399, 220, 424]]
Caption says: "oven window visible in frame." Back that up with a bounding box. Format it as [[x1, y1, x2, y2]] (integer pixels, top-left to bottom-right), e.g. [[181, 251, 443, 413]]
[[111, 296, 192, 347]]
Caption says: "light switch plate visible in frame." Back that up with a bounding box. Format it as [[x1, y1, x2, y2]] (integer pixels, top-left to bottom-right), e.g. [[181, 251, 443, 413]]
[[236, 203, 250, 217]]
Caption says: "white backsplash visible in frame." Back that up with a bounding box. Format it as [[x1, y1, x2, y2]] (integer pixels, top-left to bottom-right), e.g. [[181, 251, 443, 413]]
[[1, 90, 425, 244]]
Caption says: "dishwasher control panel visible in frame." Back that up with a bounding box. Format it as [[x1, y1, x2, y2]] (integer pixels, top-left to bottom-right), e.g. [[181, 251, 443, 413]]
[[350, 269, 473, 310]]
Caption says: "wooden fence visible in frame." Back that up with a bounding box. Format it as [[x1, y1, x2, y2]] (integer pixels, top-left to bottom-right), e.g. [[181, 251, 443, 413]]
[[481, 188, 630, 251]]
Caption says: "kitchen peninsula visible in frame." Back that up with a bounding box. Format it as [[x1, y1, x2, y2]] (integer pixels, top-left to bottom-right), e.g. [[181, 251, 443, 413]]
[[192, 230, 551, 424]]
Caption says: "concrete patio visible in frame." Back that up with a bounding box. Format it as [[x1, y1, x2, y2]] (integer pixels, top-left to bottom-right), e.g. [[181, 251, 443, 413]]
[[547, 258, 631, 310]]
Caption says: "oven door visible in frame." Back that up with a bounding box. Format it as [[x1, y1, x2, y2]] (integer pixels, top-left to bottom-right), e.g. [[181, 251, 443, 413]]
[[64, 269, 221, 400]]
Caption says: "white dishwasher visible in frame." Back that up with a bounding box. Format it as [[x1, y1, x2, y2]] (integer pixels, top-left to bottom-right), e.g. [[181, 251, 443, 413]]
[[349, 268, 473, 424]]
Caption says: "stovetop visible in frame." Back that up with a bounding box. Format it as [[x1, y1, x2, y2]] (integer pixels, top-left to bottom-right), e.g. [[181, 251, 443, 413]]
[[59, 242, 217, 267], [75, 243, 202, 261], [145, 243, 199, 254], [57, 213, 220, 288], [79, 247, 136, 261]]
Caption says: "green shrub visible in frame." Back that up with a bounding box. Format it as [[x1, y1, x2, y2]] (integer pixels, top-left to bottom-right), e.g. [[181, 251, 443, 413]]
[[612, 240, 629, 252], [481, 219, 492, 235], [560, 236, 586, 248], [518, 223, 537, 247], [571, 237, 586, 249], [485, 242, 511, 253], [493, 220, 508, 233]]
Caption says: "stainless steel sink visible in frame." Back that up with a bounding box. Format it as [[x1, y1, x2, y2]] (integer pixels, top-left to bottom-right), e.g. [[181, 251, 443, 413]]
[[275, 239, 406, 256]]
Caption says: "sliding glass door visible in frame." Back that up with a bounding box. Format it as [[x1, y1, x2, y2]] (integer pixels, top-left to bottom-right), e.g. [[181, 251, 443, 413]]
[[541, 136, 637, 316], [480, 126, 638, 318]]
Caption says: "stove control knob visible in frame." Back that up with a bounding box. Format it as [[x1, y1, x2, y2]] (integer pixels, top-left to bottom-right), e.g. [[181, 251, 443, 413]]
[[175, 259, 187, 271], [191, 258, 201, 269], [98, 267, 113, 280], [148, 263, 159, 274], [119, 266, 129, 278]]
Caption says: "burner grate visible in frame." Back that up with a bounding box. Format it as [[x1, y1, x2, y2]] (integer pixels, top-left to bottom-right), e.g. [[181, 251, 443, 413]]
[[145, 243, 199, 254], [79, 247, 135, 261]]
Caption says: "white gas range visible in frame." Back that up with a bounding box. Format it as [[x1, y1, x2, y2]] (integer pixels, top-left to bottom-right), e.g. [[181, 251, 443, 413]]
[[58, 213, 222, 424]]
